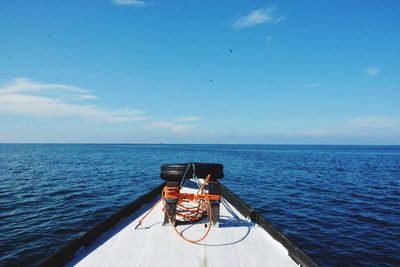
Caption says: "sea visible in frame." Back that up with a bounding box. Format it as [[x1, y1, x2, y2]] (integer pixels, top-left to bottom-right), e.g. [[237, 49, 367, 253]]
[[0, 144, 399, 267]]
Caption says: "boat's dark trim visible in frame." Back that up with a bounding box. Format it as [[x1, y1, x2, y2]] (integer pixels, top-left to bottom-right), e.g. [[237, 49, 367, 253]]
[[220, 183, 319, 267], [40, 182, 318, 267], [39, 183, 166, 267]]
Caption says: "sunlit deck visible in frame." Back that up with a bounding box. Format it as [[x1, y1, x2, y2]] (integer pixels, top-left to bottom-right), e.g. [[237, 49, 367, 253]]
[[66, 184, 299, 267]]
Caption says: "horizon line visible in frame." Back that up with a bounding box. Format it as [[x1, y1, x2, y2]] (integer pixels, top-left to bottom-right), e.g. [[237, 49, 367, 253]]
[[0, 142, 399, 146]]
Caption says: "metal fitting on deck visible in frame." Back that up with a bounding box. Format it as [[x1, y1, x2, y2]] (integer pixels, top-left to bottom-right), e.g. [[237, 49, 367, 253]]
[[163, 182, 179, 226], [209, 181, 221, 226]]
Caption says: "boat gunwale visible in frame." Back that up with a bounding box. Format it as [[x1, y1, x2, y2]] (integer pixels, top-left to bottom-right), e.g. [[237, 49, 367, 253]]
[[39, 183, 166, 267], [220, 184, 319, 267], [40, 182, 319, 267]]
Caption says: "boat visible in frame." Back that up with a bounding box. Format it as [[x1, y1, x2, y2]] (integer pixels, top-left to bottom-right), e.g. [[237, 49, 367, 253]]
[[40, 163, 318, 267]]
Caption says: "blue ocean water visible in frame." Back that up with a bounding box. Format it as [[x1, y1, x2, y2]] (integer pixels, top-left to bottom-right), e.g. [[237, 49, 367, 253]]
[[0, 144, 399, 267]]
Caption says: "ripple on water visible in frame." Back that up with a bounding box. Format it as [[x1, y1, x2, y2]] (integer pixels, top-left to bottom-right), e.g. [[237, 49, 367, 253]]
[[0, 144, 399, 267]]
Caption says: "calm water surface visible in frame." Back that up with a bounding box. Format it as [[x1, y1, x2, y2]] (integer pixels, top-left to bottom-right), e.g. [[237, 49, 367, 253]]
[[0, 144, 399, 266]]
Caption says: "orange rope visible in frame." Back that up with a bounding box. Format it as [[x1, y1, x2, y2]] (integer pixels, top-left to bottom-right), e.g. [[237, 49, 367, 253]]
[[163, 193, 213, 244], [135, 174, 221, 243], [134, 198, 162, 230]]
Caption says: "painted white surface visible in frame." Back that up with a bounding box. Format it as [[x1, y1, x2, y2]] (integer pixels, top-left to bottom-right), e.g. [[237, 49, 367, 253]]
[[67, 185, 299, 267]]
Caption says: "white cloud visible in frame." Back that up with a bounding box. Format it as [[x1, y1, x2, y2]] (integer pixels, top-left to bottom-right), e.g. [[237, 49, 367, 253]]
[[145, 116, 201, 134], [299, 116, 399, 137], [346, 116, 397, 129], [0, 77, 88, 95], [283, 81, 321, 88], [365, 66, 379, 77], [178, 116, 201, 122], [146, 121, 175, 129], [113, 0, 145, 7], [145, 121, 196, 134], [0, 77, 147, 123], [172, 125, 195, 134], [76, 94, 98, 100], [233, 7, 285, 30]]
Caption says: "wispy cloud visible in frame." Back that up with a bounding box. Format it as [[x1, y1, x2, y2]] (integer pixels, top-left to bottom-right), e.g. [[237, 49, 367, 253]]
[[113, 0, 145, 7], [365, 66, 379, 77], [284, 82, 322, 88], [76, 94, 98, 100], [0, 77, 88, 95], [178, 116, 201, 122], [299, 116, 399, 137], [145, 120, 197, 134], [170, 124, 196, 133], [345, 116, 397, 129], [0, 77, 147, 123], [233, 7, 285, 30]]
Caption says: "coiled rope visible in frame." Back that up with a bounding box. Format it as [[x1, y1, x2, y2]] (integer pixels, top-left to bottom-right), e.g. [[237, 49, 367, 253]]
[[135, 174, 221, 244]]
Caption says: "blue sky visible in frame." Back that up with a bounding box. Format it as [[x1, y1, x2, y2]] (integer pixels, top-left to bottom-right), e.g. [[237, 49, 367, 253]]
[[1, 0, 399, 144]]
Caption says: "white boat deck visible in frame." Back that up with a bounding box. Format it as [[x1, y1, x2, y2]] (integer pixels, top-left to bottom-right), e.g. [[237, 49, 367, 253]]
[[67, 183, 299, 267]]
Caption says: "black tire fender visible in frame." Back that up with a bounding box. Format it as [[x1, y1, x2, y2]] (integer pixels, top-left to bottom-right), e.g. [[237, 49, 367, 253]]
[[160, 163, 224, 182]]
